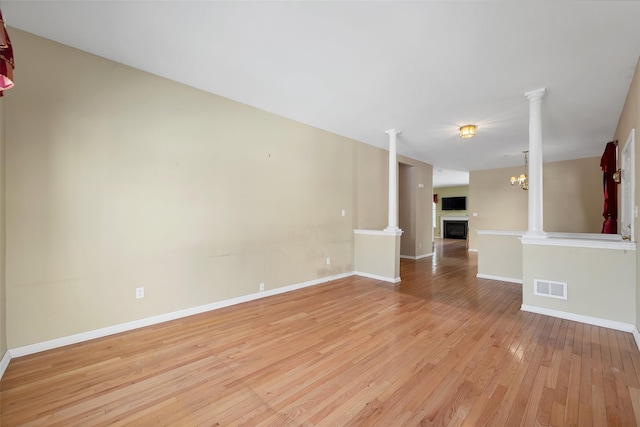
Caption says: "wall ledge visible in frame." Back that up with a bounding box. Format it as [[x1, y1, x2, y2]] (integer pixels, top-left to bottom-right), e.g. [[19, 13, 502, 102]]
[[521, 236, 636, 250], [548, 232, 623, 241], [521, 304, 635, 333], [477, 230, 526, 236], [8, 271, 355, 359], [354, 229, 403, 237]]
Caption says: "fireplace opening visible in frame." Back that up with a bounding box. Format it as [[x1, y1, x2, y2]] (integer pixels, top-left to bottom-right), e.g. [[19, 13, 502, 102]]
[[444, 221, 467, 239]]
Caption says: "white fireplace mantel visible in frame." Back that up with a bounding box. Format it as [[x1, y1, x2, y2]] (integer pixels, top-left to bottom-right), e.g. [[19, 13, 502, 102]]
[[440, 216, 469, 238]]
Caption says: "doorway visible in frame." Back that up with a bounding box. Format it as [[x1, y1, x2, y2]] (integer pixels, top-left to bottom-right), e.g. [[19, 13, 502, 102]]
[[399, 163, 416, 257]]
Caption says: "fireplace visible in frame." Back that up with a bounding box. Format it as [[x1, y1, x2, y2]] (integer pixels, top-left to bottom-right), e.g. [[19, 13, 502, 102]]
[[440, 216, 469, 239], [443, 220, 468, 239]]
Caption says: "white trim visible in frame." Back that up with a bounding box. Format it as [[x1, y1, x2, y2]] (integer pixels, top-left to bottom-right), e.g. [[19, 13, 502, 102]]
[[0, 350, 11, 380], [354, 229, 402, 237], [9, 271, 355, 358], [476, 230, 526, 236], [468, 249, 478, 253], [353, 271, 401, 283], [521, 236, 636, 250], [633, 327, 640, 353], [621, 129, 635, 241], [416, 252, 434, 259], [547, 232, 623, 241], [521, 304, 635, 333], [442, 216, 469, 222], [477, 273, 523, 284], [400, 252, 433, 260]]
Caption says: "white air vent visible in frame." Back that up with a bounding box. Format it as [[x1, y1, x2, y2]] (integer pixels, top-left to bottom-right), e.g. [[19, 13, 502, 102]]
[[534, 279, 567, 300]]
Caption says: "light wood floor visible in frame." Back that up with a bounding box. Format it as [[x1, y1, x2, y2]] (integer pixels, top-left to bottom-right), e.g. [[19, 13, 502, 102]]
[[2, 239, 640, 426]]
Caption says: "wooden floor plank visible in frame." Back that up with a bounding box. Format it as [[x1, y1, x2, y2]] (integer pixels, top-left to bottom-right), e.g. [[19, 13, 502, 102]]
[[1, 239, 639, 426]]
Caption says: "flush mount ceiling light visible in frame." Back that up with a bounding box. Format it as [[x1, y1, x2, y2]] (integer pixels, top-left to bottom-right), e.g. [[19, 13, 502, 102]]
[[459, 125, 476, 139]]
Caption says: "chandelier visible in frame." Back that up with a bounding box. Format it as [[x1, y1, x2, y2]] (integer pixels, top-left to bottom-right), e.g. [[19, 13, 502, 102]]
[[510, 151, 528, 190]]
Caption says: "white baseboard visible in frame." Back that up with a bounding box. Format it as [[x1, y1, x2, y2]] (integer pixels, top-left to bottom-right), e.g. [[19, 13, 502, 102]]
[[633, 327, 640, 353], [0, 350, 11, 380], [9, 271, 355, 359], [521, 304, 635, 333], [477, 273, 523, 284], [353, 271, 401, 284], [400, 252, 433, 260], [468, 248, 478, 253]]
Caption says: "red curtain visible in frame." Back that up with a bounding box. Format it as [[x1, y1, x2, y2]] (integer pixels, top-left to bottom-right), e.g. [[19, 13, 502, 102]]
[[0, 9, 14, 97], [601, 141, 617, 234]]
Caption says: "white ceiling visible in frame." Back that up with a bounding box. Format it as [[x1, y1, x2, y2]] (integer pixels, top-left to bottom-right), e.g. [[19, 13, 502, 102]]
[[433, 169, 470, 189], [3, 1, 640, 185]]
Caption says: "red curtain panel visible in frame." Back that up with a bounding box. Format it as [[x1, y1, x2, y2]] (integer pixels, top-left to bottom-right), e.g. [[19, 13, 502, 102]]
[[600, 141, 617, 234], [0, 9, 14, 97]]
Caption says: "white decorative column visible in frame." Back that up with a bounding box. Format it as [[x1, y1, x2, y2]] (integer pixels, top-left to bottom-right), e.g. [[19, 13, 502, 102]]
[[352, 129, 403, 283], [524, 88, 546, 237], [384, 129, 401, 233]]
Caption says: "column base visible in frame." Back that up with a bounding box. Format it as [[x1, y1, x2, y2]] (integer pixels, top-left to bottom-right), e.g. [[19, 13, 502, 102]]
[[384, 226, 403, 235]]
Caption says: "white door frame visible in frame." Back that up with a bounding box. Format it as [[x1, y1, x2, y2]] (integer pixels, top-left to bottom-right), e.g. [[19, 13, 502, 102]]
[[621, 128, 635, 241]]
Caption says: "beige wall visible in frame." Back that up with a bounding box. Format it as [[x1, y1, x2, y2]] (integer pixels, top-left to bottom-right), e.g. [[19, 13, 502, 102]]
[[477, 233, 523, 282], [355, 143, 388, 230], [543, 157, 603, 233], [469, 166, 527, 249], [614, 56, 640, 329], [434, 186, 468, 238], [469, 158, 602, 250], [522, 244, 636, 324], [4, 29, 433, 348], [354, 233, 401, 280]]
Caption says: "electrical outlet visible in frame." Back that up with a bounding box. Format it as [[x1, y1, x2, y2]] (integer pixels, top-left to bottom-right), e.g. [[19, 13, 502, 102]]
[[259, 282, 265, 292], [136, 287, 144, 299], [326, 257, 331, 265], [341, 209, 346, 217]]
